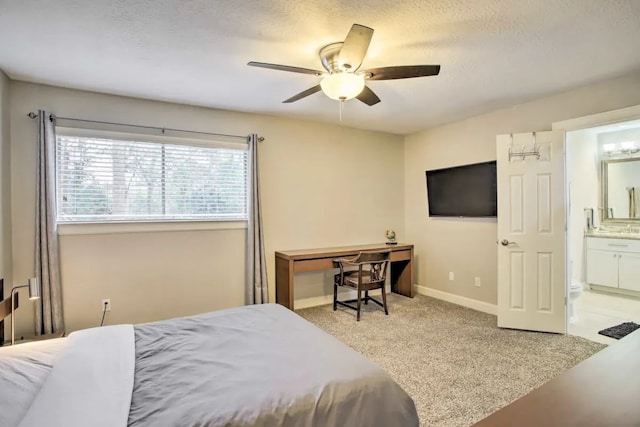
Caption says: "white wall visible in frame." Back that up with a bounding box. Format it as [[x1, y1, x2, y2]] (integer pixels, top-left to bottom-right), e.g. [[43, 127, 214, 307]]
[[405, 70, 640, 305], [599, 127, 640, 146], [10, 81, 404, 335], [0, 70, 11, 340], [566, 130, 599, 285]]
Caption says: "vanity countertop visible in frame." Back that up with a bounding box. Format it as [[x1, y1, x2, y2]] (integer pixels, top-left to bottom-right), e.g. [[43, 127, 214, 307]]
[[585, 231, 640, 240]]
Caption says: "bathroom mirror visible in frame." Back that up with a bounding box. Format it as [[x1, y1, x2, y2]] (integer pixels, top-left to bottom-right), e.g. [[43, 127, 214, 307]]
[[602, 157, 640, 222]]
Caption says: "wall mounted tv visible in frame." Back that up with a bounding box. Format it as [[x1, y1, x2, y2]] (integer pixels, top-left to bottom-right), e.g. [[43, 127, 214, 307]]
[[425, 160, 497, 218]]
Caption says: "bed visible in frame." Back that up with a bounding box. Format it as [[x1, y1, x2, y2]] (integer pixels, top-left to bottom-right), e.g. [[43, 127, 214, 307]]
[[0, 303, 419, 427]]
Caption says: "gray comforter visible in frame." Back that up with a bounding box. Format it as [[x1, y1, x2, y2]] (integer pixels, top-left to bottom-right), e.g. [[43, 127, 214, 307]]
[[127, 304, 418, 427]]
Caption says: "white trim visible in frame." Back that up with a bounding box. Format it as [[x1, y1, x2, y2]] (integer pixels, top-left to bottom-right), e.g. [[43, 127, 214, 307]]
[[294, 286, 391, 310], [58, 220, 247, 235], [56, 126, 248, 150], [552, 105, 640, 131], [414, 285, 497, 315]]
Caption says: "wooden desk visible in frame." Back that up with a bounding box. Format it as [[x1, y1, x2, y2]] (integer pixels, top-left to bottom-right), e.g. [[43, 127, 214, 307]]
[[275, 243, 414, 309], [472, 330, 640, 427]]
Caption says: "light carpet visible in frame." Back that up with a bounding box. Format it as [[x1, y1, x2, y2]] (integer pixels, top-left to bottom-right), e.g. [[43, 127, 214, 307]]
[[297, 294, 605, 427]]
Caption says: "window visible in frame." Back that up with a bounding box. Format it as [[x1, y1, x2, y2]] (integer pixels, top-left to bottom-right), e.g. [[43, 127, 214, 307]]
[[56, 130, 248, 223]]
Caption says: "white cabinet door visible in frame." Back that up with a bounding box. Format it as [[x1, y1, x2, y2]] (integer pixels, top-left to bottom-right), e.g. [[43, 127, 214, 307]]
[[619, 252, 640, 292], [587, 249, 619, 287]]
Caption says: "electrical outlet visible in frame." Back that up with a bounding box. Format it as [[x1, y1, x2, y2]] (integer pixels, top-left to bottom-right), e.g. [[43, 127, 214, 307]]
[[474, 277, 481, 287], [101, 299, 111, 312], [449, 272, 455, 281]]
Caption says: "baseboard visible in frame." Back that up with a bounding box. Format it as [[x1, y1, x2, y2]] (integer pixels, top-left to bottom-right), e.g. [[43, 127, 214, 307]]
[[294, 285, 498, 315], [589, 284, 640, 300], [294, 286, 391, 310], [294, 294, 336, 310], [414, 285, 497, 315]]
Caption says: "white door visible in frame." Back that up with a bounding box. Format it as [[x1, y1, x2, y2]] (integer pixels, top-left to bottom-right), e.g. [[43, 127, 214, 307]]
[[497, 131, 567, 333]]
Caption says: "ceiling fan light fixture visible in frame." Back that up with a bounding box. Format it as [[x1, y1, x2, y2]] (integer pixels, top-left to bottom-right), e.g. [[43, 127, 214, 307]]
[[248, 24, 441, 106], [320, 72, 365, 101]]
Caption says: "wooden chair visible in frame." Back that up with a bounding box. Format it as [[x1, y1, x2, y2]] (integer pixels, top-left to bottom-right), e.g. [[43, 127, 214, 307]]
[[333, 250, 391, 321]]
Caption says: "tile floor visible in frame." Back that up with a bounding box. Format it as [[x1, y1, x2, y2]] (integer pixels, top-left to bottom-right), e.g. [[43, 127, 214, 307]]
[[568, 289, 640, 345]]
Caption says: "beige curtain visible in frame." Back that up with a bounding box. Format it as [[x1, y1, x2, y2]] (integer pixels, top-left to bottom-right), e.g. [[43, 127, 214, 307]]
[[35, 110, 64, 335], [246, 134, 268, 304]]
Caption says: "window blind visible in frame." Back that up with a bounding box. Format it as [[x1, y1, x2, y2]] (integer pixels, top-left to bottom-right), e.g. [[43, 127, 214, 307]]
[[56, 134, 248, 223]]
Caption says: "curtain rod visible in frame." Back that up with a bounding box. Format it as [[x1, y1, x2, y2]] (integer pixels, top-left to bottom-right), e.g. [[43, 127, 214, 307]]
[[26, 112, 264, 142]]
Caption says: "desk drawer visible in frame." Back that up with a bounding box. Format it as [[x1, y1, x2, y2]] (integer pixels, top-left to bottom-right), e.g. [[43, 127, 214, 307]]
[[391, 249, 412, 262], [293, 249, 412, 273], [294, 257, 337, 273]]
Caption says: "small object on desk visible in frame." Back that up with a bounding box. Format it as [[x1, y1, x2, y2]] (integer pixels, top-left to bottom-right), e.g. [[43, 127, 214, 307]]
[[385, 229, 397, 245]]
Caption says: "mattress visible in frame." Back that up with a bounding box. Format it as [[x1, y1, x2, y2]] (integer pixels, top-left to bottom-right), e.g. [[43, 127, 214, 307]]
[[0, 338, 68, 427], [0, 304, 419, 427]]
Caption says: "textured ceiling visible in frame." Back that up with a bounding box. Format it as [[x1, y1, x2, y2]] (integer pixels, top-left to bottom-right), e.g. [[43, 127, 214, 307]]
[[1, 0, 640, 135]]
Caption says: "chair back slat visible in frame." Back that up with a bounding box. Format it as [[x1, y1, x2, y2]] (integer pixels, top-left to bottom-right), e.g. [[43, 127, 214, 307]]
[[353, 250, 391, 263], [353, 250, 390, 282]]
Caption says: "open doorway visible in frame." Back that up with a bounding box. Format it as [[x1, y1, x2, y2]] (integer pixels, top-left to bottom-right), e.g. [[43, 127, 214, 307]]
[[565, 119, 640, 345]]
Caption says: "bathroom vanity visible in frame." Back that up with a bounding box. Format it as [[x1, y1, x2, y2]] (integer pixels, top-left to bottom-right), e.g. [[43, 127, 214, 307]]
[[586, 235, 640, 292], [585, 153, 640, 293]]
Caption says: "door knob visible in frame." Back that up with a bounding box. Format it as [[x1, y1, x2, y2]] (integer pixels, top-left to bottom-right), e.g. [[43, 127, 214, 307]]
[[500, 239, 511, 246]]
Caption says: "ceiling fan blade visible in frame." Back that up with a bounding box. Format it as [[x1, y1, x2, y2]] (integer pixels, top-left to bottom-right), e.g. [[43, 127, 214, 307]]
[[248, 61, 323, 76], [362, 65, 441, 80], [283, 85, 322, 103], [356, 86, 381, 106], [338, 24, 374, 71]]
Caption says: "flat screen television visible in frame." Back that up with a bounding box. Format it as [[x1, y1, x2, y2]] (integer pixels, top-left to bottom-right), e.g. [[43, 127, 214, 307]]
[[425, 161, 497, 217]]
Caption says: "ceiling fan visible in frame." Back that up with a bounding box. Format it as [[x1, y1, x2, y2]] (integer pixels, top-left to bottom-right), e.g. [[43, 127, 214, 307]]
[[248, 24, 441, 106]]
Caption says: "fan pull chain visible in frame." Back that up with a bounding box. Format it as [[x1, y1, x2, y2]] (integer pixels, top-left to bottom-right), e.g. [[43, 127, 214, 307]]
[[339, 100, 344, 122]]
